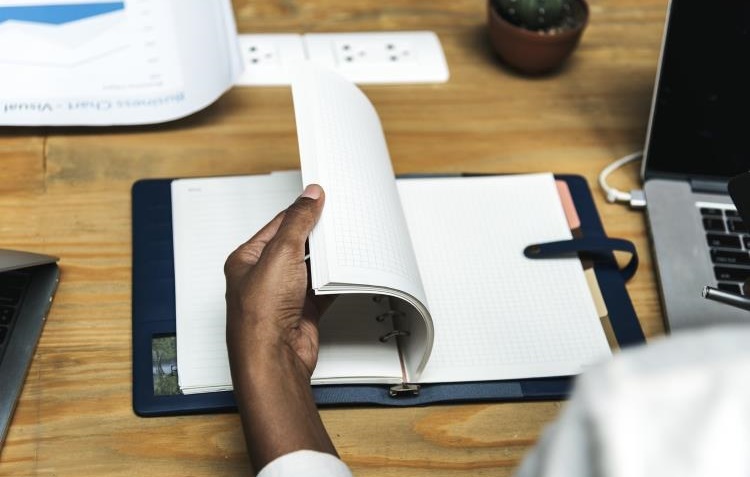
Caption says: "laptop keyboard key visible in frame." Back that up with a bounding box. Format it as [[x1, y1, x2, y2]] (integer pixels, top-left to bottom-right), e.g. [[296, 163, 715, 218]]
[[728, 219, 747, 234], [0, 271, 29, 306], [714, 266, 750, 282], [0, 325, 7, 344], [0, 272, 29, 289], [711, 249, 750, 265], [706, 233, 742, 249], [702, 217, 726, 232], [701, 207, 724, 216], [0, 287, 22, 306], [744, 236, 750, 249], [717, 282, 744, 294], [0, 306, 15, 325], [726, 210, 740, 218]]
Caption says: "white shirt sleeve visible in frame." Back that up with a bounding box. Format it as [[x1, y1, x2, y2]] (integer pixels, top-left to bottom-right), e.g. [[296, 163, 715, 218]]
[[257, 450, 353, 477], [516, 325, 750, 477]]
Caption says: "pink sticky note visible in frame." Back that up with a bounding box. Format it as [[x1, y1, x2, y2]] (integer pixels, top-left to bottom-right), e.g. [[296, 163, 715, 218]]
[[555, 180, 581, 230]]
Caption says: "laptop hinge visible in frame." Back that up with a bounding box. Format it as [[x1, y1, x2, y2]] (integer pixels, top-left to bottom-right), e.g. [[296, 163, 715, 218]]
[[690, 179, 728, 195]]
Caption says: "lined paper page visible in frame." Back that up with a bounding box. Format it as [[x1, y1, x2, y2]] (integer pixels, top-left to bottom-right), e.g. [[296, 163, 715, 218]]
[[396, 174, 611, 384], [172, 172, 302, 393], [172, 172, 404, 393]]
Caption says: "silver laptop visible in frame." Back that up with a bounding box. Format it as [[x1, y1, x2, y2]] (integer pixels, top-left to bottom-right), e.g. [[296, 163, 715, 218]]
[[642, 0, 750, 331], [0, 249, 58, 449]]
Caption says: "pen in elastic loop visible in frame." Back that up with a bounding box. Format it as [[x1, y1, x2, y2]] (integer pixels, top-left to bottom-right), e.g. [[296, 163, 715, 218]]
[[523, 237, 639, 282]]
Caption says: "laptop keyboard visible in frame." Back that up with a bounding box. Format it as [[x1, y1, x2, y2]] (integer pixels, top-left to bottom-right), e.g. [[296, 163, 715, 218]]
[[0, 270, 31, 362], [701, 206, 750, 294]]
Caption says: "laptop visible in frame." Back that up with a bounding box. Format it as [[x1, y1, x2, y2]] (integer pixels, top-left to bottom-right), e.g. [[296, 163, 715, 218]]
[[729, 171, 750, 298], [0, 249, 59, 449], [729, 172, 750, 233], [642, 0, 750, 330]]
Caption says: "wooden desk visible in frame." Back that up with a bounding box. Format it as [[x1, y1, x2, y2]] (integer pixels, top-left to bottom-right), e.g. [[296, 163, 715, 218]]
[[0, 0, 668, 475]]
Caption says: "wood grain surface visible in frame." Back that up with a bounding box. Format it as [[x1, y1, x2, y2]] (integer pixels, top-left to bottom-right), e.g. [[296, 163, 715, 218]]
[[0, 0, 668, 475]]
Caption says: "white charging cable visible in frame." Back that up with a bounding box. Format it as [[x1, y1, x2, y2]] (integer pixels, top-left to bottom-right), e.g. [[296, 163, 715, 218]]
[[598, 150, 646, 209]]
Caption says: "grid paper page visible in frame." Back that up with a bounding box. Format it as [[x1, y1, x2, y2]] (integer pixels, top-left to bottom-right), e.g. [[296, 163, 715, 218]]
[[396, 174, 612, 384], [291, 63, 428, 309]]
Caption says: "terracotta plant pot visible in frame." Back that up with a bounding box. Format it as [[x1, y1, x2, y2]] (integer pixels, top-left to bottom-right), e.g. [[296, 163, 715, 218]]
[[487, 0, 589, 74]]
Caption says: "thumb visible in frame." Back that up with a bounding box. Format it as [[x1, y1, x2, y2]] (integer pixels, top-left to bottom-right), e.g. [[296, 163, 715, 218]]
[[268, 184, 325, 257]]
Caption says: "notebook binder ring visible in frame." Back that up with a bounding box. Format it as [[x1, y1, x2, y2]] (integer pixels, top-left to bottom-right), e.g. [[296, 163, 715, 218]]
[[379, 330, 410, 342], [376, 310, 404, 322]]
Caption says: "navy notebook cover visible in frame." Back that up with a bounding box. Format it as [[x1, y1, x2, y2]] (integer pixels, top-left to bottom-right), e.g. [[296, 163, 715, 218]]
[[132, 174, 644, 416]]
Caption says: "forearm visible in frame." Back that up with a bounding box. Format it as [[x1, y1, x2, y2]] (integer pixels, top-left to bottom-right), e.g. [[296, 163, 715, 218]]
[[230, 345, 337, 473]]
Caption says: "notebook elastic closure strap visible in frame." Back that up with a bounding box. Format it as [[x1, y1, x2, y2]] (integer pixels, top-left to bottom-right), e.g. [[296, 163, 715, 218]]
[[523, 237, 638, 282]]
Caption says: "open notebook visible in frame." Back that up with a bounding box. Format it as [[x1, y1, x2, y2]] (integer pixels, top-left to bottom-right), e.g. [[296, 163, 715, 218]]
[[170, 64, 611, 396]]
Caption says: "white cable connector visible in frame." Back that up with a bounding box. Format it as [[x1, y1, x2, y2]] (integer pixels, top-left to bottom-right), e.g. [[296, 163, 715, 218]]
[[598, 150, 646, 209]]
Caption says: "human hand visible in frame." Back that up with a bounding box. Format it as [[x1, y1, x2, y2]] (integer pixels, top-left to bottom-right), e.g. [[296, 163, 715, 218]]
[[225, 183, 325, 377], [224, 184, 337, 472]]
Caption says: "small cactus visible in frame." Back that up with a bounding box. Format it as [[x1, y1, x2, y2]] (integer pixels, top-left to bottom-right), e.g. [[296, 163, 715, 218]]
[[494, 0, 573, 31]]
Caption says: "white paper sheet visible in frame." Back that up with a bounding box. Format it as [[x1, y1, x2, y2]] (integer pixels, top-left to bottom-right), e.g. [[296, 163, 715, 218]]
[[0, 0, 241, 125]]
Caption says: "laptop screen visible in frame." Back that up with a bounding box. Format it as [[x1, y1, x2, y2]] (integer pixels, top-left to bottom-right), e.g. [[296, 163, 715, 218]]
[[643, 0, 750, 182]]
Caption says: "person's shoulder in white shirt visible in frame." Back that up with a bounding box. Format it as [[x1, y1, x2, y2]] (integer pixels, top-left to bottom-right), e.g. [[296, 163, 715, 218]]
[[517, 325, 750, 477], [258, 450, 353, 477], [257, 325, 750, 477]]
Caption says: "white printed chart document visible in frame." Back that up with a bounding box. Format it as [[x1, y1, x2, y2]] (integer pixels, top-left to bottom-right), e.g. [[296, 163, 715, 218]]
[[0, 0, 241, 126], [170, 64, 612, 396]]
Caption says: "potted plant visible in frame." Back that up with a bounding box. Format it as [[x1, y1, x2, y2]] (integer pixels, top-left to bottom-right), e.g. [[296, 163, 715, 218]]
[[488, 0, 589, 74]]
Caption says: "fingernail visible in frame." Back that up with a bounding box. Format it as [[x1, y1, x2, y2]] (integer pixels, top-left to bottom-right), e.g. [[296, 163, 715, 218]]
[[300, 184, 322, 200]]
